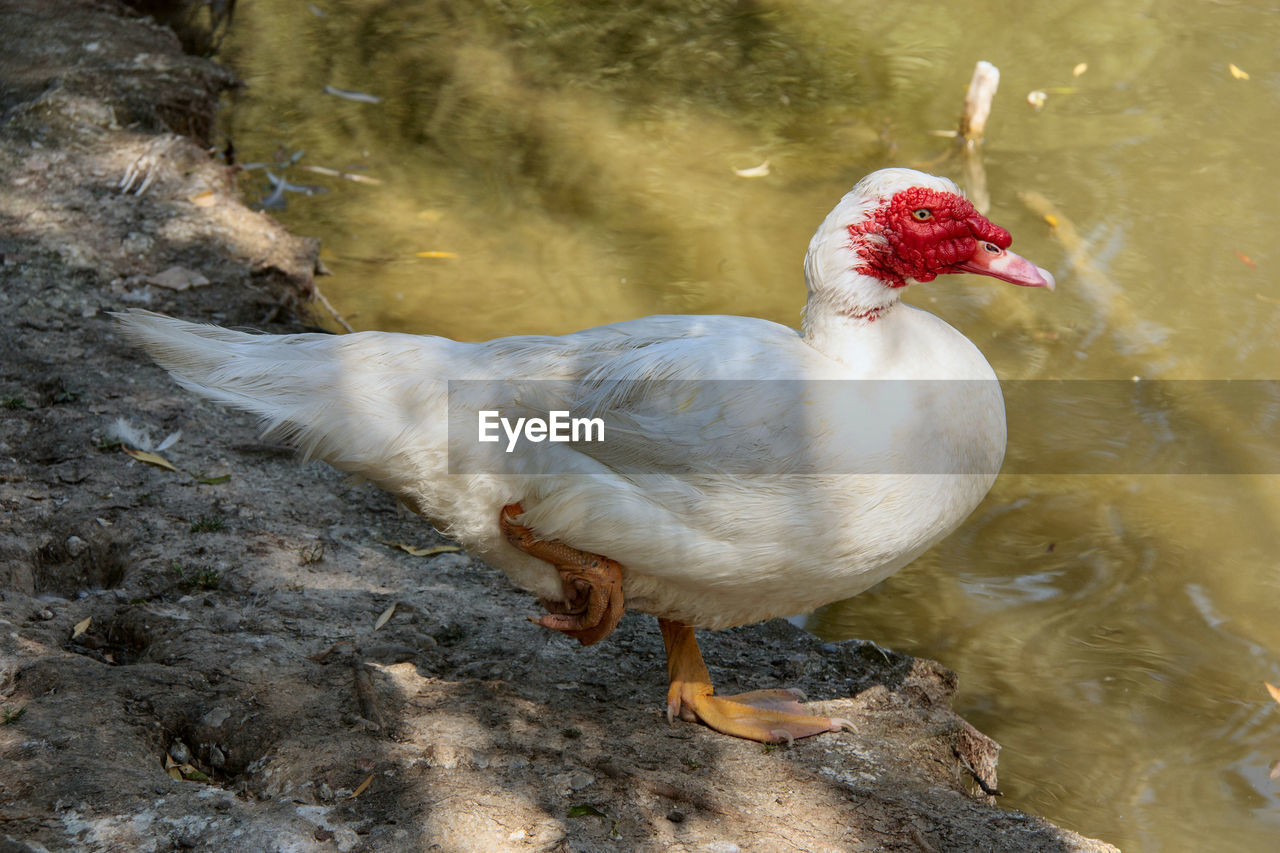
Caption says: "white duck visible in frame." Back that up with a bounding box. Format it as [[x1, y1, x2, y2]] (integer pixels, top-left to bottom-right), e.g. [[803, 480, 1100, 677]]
[[119, 168, 1053, 743]]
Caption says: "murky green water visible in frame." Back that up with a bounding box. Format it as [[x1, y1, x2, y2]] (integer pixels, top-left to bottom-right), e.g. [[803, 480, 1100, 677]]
[[218, 1, 1280, 848]]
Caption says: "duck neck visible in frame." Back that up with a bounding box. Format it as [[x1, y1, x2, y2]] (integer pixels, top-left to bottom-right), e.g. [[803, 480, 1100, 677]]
[[800, 296, 906, 368], [801, 291, 898, 330], [801, 200, 908, 357]]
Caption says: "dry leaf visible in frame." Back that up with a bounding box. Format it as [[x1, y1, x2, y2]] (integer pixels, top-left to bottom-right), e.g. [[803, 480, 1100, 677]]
[[415, 251, 458, 259], [381, 541, 461, 557], [733, 160, 771, 178], [144, 265, 210, 291], [323, 85, 382, 104], [568, 803, 609, 818], [188, 191, 217, 207], [1043, 214, 1060, 228], [298, 164, 383, 185], [1229, 63, 1250, 80], [1235, 250, 1258, 270], [1266, 682, 1280, 705], [123, 446, 178, 471], [373, 602, 397, 631], [175, 764, 210, 782], [1026, 90, 1048, 110], [414, 545, 461, 557], [1072, 62, 1088, 77], [350, 774, 374, 799], [71, 616, 92, 640]]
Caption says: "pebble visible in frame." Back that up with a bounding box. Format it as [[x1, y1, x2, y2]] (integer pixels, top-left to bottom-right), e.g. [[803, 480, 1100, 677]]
[[331, 827, 360, 852], [65, 535, 88, 557], [568, 771, 594, 791], [168, 741, 192, 764], [200, 707, 231, 728], [705, 844, 740, 853]]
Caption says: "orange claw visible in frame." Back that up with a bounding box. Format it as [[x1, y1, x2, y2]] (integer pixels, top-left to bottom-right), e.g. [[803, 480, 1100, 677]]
[[500, 502, 625, 646]]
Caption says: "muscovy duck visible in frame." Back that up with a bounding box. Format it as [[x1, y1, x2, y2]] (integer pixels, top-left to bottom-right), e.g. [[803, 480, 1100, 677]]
[[119, 168, 1053, 743]]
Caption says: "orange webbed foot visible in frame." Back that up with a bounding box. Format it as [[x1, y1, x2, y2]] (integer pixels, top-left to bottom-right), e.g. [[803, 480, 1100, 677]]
[[660, 619, 851, 744]]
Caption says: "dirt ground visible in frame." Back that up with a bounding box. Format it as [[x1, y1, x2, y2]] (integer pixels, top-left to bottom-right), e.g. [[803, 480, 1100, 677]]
[[0, 2, 1120, 851]]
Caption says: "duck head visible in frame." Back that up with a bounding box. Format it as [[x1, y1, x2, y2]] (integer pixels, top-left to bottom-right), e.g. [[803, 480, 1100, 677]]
[[802, 168, 1054, 324]]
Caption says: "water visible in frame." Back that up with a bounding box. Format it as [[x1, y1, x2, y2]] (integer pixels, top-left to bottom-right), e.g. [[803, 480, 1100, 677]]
[[218, 1, 1280, 848]]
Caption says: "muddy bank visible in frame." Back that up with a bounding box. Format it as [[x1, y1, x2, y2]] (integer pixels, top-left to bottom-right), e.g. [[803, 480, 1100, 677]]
[[0, 2, 1118, 851]]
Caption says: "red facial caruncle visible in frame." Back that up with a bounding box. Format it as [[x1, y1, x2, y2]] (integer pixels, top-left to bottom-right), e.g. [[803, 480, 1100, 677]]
[[848, 187, 1013, 288]]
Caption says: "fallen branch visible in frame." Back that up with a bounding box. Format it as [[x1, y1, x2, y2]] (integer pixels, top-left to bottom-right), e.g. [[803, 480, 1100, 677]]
[[959, 61, 1000, 214], [351, 659, 384, 730], [960, 61, 1000, 143], [311, 283, 356, 333]]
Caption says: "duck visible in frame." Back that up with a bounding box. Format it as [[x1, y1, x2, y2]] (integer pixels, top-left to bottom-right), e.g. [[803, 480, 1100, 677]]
[[118, 168, 1053, 744]]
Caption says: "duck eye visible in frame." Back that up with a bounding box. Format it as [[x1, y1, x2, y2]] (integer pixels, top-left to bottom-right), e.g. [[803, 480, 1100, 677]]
[[912, 208, 932, 221]]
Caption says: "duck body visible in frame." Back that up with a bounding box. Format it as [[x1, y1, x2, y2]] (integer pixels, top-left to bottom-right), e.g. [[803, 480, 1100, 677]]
[[122, 168, 1053, 742], [141, 305, 1002, 628]]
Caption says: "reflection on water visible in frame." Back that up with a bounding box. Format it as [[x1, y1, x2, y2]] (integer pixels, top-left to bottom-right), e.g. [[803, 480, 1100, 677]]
[[218, 2, 1280, 849]]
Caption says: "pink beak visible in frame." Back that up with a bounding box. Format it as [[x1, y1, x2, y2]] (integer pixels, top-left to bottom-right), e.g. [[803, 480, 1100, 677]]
[[957, 242, 1056, 290]]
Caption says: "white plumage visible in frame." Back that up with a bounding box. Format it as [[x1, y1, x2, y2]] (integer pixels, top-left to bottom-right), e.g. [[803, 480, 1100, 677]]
[[119, 168, 1053, 632]]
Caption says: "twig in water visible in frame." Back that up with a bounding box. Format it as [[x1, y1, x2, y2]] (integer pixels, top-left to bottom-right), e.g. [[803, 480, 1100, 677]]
[[960, 61, 1000, 143], [959, 61, 1000, 214], [912, 60, 1000, 206], [311, 283, 355, 333], [955, 748, 1003, 797]]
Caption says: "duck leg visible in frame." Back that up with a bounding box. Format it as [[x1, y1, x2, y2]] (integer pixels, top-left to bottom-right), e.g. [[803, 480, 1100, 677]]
[[659, 618, 852, 744], [500, 502, 625, 646]]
